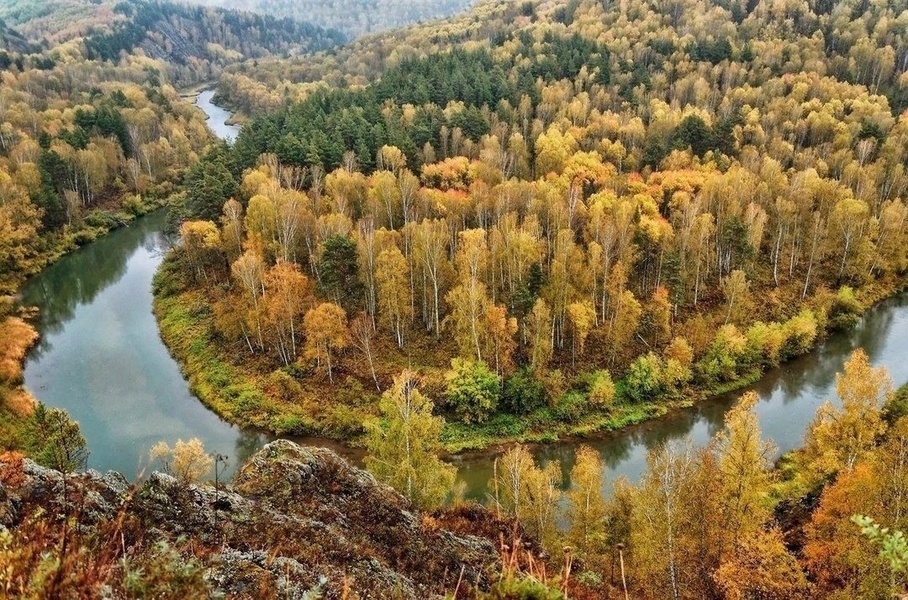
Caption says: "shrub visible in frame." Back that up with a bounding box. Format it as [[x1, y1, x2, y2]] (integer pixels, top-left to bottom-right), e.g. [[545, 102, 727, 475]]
[[782, 309, 818, 358], [84, 209, 119, 229], [587, 370, 616, 408], [554, 391, 586, 422], [541, 369, 567, 403], [828, 286, 863, 331], [266, 369, 302, 403], [745, 321, 787, 367], [624, 353, 665, 403], [501, 368, 547, 414], [883, 385, 908, 426], [697, 324, 748, 384], [121, 193, 146, 216], [445, 358, 500, 424]]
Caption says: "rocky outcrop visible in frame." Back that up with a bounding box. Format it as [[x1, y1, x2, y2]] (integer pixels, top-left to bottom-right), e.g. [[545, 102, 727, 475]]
[[0, 440, 503, 598]]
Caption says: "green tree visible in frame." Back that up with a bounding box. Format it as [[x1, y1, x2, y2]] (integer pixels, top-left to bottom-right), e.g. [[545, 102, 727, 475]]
[[318, 235, 362, 310], [853, 515, 908, 587], [444, 357, 500, 423], [588, 370, 616, 408], [624, 352, 665, 403], [501, 367, 546, 414], [184, 145, 238, 221], [30, 404, 88, 472], [365, 370, 456, 509]]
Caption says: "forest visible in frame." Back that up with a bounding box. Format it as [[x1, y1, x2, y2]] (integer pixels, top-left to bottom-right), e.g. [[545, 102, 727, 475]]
[[149, 0, 908, 592], [0, 0, 343, 86], [1, 0, 908, 595], [192, 0, 476, 39], [160, 0, 908, 450]]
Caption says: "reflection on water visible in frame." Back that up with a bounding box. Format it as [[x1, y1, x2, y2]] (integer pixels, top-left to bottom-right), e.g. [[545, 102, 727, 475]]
[[22, 210, 269, 478], [455, 292, 908, 500], [20, 205, 908, 491], [25, 219, 169, 358]]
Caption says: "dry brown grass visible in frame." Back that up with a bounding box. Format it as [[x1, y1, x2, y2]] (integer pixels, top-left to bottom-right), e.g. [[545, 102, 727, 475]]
[[4, 387, 37, 416], [0, 316, 39, 422], [0, 316, 38, 385]]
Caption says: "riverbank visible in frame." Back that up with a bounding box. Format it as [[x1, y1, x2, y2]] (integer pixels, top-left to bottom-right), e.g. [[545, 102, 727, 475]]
[[0, 309, 39, 451], [152, 244, 907, 452], [0, 195, 167, 457], [0, 195, 171, 297]]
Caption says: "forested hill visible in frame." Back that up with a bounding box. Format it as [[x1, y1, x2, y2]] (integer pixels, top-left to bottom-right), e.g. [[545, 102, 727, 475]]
[[0, 0, 344, 81], [82, 1, 344, 64], [217, 0, 908, 117], [192, 0, 475, 39], [0, 19, 35, 54]]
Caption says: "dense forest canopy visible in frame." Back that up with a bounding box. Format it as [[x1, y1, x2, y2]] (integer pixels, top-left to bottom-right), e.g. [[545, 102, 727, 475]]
[[0, 0, 343, 84], [0, 0, 348, 294], [189, 0, 476, 39], [1, 0, 908, 596], [174, 0, 908, 427]]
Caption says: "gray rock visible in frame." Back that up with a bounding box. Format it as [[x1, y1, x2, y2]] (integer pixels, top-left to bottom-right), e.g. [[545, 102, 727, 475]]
[[3, 441, 505, 598]]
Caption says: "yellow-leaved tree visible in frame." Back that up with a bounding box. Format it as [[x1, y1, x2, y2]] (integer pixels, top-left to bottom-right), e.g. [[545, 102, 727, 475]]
[[364, 370, 456, 509]]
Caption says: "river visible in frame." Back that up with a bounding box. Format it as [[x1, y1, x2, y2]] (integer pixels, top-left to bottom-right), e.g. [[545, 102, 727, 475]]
[[20, 91, 908, 498], [195, 89, 240, 143]]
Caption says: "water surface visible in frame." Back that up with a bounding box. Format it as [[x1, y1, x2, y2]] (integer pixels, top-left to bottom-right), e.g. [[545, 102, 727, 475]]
[[453, 293, 908, 497], [195, 90, 240, 143], [21, 211, 271, 477]]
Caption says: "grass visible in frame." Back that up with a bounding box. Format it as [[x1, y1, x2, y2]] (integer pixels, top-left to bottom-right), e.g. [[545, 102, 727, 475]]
[[439, 402, 666, 452], [152, 263, 673, 451], [153, 263, 688, 452], [0, 314, 39, 453]]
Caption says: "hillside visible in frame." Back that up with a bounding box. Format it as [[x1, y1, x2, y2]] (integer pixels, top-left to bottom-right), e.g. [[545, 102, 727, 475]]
[[0, 19, 35, 54], [0, 0, 343, 83], [1, 0, 908, 595], [193, 0, 475, 39], [164, 0, 908, 450]]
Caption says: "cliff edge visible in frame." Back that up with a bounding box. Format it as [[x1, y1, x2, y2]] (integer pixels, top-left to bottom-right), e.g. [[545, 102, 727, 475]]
[[0, 440, 507, 598]]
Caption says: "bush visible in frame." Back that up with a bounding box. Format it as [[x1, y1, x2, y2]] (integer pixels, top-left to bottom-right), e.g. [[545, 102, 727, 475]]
[[554, 391, 586, 423], [697, 324, 747, 384], [745, 321, 787, 367], [781, 309, 818, 358], [501, 368, 547, 414], [121, 193, 146, 216], [541, 369, 567, 402], [266, 369, 303, 403], [624, 353, 665, 403], [828, 286, 863, 331], [883, 385, 908, 426], [84, 209, 120, 229], [587, 370, 616, 409], [445, 358, 500, 424]]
